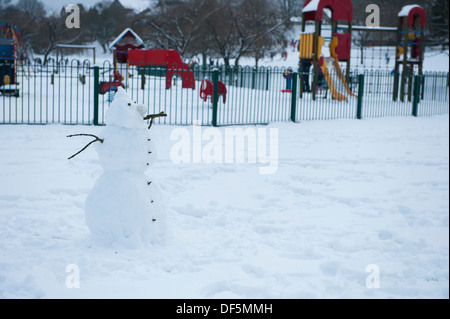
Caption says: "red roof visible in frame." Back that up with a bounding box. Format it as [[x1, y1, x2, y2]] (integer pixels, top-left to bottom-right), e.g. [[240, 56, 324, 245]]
[[303, 0, 353, 22], [398, 5, 426, 27]]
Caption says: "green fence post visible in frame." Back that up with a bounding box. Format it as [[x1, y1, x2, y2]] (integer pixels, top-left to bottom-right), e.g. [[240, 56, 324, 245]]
[[421, 74, 425, 100], [412, 75, 420, 117], [357, 74, 365, 119], [290, 72, 298, 122], [240, 68, 244, 88], [299, 63, 304, 99], [400, 71, 407, 103], [393, 70, 399, 101], [93, 66, 100, 125], [252, 67, 256, 90], [212, 68, 219, 127], [141, 67, 146, 90]]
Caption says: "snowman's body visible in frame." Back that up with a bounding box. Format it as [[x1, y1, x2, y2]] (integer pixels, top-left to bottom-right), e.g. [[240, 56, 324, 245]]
[[85, 88, 166, 247]]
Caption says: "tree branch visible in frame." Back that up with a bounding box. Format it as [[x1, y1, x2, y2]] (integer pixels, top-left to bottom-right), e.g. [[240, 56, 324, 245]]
[[143, 112, 168, 129], [67, 134, 104, 160]]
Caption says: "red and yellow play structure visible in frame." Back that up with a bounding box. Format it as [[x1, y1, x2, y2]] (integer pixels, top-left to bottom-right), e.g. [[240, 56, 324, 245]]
[[299, 0, 355, 101], [299, 1, 426, 103], [394, 5, 426, 102]]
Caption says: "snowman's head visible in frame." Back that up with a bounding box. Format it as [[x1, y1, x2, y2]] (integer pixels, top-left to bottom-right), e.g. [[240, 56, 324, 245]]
[[97, 87, 151, 172], [105, 87, 147, 129]]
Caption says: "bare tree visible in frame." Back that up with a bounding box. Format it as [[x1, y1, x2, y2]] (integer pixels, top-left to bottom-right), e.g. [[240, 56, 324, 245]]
[[0, 0, 11, 9], [203, 0, 238, 66], [136, 0, 220, 58], [203, 0, 289, 66], [231, 0, 289, 66], [85, 0, 134, 53], [16, 0, 46, 23], [426, 0, 449, 50], [41, 15, 85, 63], [1, 0, 47, 60], [276, 0, 303, 20]]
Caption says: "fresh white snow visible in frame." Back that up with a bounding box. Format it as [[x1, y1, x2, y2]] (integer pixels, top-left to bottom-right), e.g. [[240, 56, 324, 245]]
[[302, 0, 321, 13], [0, 113, 448, 298], [398, 5, 422, 17]]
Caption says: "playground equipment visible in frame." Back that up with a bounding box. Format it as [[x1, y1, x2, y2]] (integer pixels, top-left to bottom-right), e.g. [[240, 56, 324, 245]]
[[0, 22, 29, 65], [108, 28, 195, 91], [394, 5, 426, 102], [0, 22, 30, 97], [0, 38, 19, 97], [109, 28, 145, 64], [299, 2, 426, 103], [351, 25, 398, 70], [127, 49, 196, 90], [299, 0, 355, 101], [318, 37, 357, 102], [99, 69, 124, 95], [200, 79, 227, 104]]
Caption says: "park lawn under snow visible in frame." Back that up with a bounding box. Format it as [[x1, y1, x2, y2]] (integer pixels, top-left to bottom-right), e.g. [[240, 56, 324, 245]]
[[0, 114, 448, 298]]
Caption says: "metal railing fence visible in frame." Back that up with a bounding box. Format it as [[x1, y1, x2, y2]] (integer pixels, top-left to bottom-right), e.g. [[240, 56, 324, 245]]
[[1, 59, 448, 126]]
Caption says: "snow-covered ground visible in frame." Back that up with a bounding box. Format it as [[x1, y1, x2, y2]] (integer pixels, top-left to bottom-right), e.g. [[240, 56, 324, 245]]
[[0, 114, 448, 298]]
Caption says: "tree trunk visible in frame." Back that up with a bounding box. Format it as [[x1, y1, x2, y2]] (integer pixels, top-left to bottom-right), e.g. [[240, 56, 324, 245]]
[[234, 57, 240, 67], [101, 42, 108, 54], [223, 57, 230, 67], [43, 44, 54, 65]]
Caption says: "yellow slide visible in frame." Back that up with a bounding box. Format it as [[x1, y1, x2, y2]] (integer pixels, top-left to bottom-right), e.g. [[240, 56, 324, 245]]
[[318, 36, 357, 102], [319, 57, 348, 102], [331, 59, 357, 98]]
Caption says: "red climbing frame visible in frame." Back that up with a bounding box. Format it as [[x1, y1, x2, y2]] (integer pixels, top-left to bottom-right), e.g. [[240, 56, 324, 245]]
[[200, 79, 227, 104], [128, 49, 195, 90], [302, 0, 353, 22], [401, 6, 426, 27]]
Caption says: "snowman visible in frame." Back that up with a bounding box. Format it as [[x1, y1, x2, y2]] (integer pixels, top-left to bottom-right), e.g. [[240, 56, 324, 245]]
[[69, 87, 167, 248]]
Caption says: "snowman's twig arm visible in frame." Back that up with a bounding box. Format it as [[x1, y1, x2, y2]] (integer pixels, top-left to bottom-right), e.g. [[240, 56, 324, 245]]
[[143, 112, 167, 121], [143, 112, 167, 129], [67, 134, 104, 160], [67, 134, 105, 141]]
